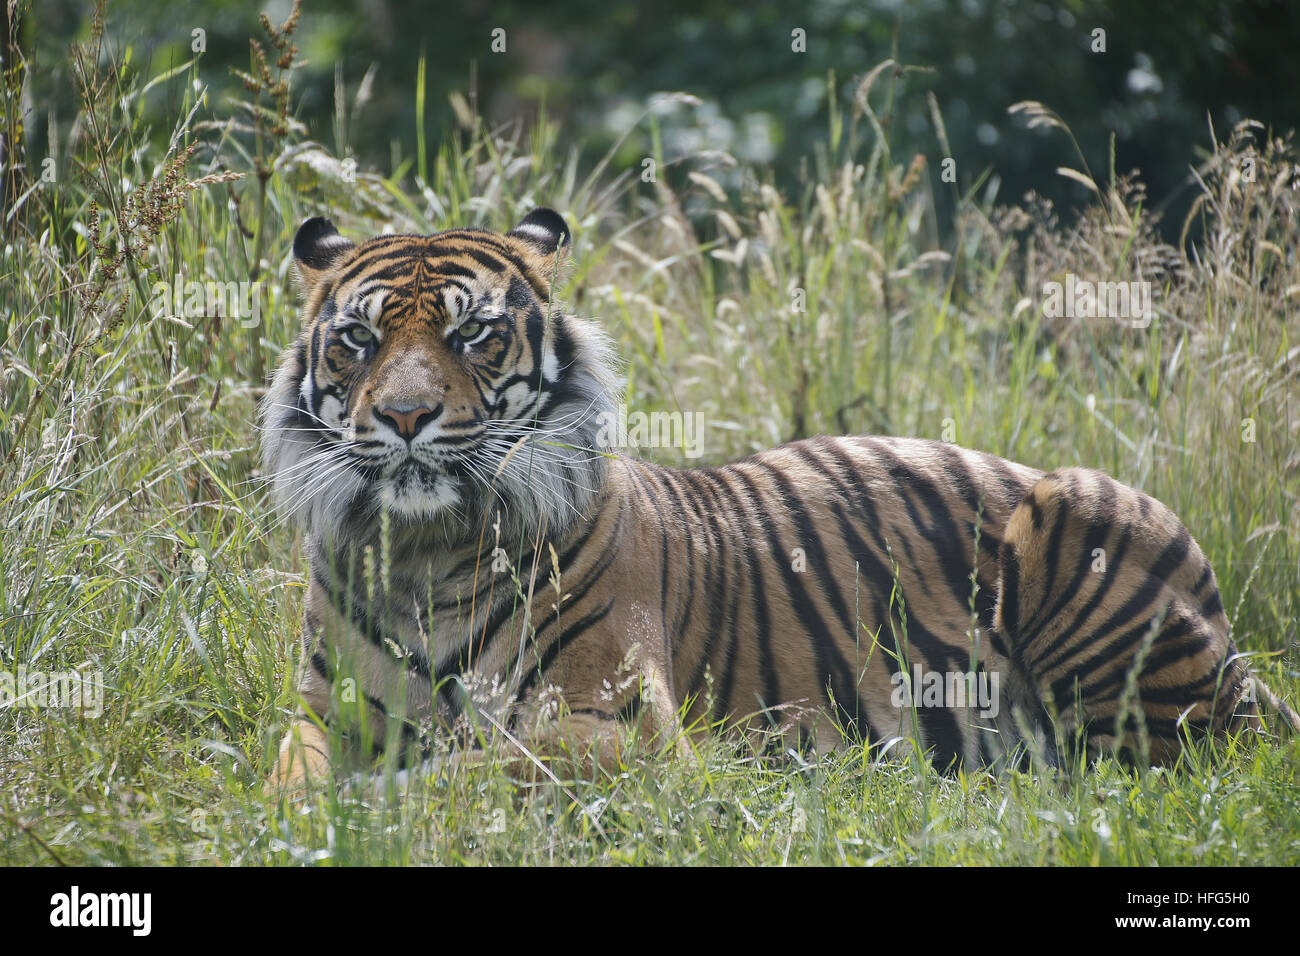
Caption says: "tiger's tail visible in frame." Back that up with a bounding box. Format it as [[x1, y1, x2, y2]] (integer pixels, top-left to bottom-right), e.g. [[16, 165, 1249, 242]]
[[1234, 666, 1300, 736]]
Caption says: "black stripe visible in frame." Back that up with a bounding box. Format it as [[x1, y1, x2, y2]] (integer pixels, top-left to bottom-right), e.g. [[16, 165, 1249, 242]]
[[694, 469, 780, 723], [1077, 615, 1210, 699], [711, 469, 788, 721], [310, 647, 417, 731], [652, 467, 699, 652], [1191, 560, 1214, 597], [679, 471, 729, 707], [997, 543, 1023, 646], [1016, 478, 1117, 652], [568, 708, 618, 720], [810, 441, 971, 673], [515, 598, 616, 699], [310, 565, 432, 678], [465, 247, 508, 273], [1031, 528, 1135, 675], [865, 439, 990, 625], [713, 521, 746, 728], [1200, 588, 1224, 620], [1042, 526, 1192, 678], [802, 441, 968, 759], [750, 460, 872, 740]]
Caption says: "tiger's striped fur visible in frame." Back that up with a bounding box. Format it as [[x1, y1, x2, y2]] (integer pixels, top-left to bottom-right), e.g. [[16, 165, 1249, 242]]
[[261, 209, 1296, 791]]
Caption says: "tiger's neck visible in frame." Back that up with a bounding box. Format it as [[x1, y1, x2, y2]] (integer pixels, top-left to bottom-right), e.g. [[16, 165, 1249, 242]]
[[300, 455, 639, 733], [304, 452, 617, 658]]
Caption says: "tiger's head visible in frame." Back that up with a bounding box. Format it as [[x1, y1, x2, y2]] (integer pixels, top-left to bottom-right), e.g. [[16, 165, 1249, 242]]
[[260, 209, 618, 545]]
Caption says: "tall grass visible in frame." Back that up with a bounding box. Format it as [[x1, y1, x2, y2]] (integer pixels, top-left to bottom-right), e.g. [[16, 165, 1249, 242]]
[[1, 6, 1297, 865]]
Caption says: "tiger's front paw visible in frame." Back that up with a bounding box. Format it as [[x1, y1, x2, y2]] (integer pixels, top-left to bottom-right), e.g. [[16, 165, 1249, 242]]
[[266, 718, 331, 799]]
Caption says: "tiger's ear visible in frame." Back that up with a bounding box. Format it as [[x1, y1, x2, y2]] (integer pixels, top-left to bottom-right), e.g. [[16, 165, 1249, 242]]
[[293, 217, 355, 296], [507, 208, 571, 258]]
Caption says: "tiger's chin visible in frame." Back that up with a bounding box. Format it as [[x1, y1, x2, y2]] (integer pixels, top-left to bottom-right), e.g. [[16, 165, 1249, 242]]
[[375, 461, 463, 523]]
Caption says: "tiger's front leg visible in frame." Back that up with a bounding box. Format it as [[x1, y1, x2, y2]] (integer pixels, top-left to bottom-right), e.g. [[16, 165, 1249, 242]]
[[267, 651, 684, 797], [267, 716, 331, 797], [512, 660, 685, 779], [359, 662, 684, 798], [266, 616, 338, 797]]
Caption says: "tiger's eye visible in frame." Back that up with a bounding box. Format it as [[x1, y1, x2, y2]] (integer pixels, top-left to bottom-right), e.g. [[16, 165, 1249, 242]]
[[456, 320, 485, 340], [344, 326, 374, 347]]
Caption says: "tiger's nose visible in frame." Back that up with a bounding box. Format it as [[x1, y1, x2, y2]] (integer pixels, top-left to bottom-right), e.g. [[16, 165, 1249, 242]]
[[376, 403, 439, 441]]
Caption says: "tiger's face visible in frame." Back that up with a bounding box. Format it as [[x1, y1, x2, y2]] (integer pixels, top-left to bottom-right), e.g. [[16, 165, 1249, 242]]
[[261, 209, 617, 543]]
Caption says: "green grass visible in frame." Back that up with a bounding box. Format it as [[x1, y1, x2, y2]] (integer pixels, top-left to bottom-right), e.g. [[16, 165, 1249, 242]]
[[1, 9, 1298, 866]]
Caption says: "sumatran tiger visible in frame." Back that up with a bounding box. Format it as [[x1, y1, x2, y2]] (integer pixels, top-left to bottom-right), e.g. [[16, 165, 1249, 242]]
[[260, 208, 1297, 792]]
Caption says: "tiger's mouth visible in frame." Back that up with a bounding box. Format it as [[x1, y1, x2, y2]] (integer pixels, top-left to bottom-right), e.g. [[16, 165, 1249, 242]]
[[389, 458, 442, 485], [374, 457, 465, 519]]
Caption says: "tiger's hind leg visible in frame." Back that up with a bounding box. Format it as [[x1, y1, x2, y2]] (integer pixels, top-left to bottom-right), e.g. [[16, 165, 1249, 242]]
[[992, 468, 1257, 764]]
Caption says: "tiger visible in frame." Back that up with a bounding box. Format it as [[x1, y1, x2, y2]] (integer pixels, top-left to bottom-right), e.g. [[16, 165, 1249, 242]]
[[261, 207, 1298, 792]]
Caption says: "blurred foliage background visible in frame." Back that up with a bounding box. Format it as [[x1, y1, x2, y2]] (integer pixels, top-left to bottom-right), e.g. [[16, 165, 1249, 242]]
[[19, 0, 1300, 240]]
